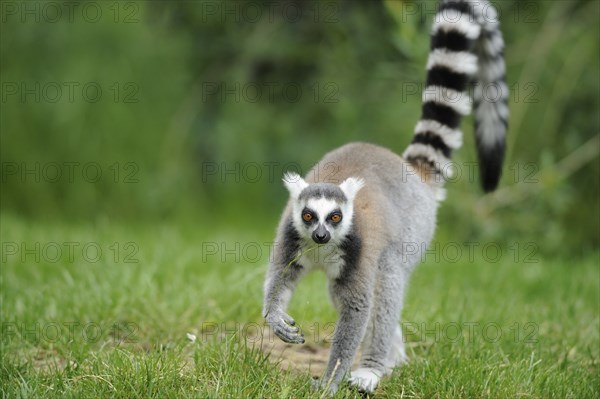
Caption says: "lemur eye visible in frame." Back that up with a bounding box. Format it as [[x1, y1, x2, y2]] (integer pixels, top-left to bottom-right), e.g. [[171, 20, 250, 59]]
[[302, 212, 313, 222], [330, 213, 342, 223]]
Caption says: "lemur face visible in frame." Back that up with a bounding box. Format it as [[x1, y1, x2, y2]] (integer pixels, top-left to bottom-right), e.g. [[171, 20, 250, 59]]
[[283, 173, 364, 245]]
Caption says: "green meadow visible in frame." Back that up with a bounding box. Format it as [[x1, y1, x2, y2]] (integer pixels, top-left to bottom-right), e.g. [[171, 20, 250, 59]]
[[2, 216, 598, 398]]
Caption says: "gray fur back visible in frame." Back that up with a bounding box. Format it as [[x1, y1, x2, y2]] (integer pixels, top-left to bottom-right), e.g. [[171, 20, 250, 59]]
[[306, 141, 438, 269]]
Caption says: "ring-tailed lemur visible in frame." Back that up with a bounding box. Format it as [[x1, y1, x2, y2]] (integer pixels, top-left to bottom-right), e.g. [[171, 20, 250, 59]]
[[263, 0, 508, 394]]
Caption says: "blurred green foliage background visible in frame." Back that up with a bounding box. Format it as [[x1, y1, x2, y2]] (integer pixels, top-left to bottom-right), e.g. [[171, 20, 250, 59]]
[[1, 0, 598, 256]]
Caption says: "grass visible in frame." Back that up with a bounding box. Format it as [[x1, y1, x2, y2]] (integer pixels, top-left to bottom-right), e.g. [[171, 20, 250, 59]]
[[1, 212, 598, 398]]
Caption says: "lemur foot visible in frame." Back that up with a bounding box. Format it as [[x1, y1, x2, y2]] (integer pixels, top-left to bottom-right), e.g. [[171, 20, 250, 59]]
[[348, 367, 382, 393]]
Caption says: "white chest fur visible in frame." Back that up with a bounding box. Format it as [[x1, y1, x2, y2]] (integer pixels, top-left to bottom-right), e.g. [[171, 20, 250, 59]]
[[297, 243, 346, 280]]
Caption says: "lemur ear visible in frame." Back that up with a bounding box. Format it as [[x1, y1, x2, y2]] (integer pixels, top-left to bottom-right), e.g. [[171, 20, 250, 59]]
[[283, 172, 308, 199], [339, 177, 365, 201]]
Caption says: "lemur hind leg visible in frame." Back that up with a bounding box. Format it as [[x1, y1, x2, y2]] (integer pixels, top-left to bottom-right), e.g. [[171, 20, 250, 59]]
[[349, 247, 409, 393]]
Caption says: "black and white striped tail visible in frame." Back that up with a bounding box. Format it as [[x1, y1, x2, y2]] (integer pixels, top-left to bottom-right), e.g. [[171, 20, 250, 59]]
[[403, 0, 509, 192]]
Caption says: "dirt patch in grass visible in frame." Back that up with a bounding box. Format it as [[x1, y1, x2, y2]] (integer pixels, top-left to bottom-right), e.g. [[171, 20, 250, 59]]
[[245, 325, 361, 377]]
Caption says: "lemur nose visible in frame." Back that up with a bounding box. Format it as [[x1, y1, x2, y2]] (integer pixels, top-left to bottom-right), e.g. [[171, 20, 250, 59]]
[[312, 229, 331, 244]]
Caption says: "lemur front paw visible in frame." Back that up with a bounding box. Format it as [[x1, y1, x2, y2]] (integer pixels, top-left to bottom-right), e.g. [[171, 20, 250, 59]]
[[348, 368, 382, 393], [265, 310, 304, 344]]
